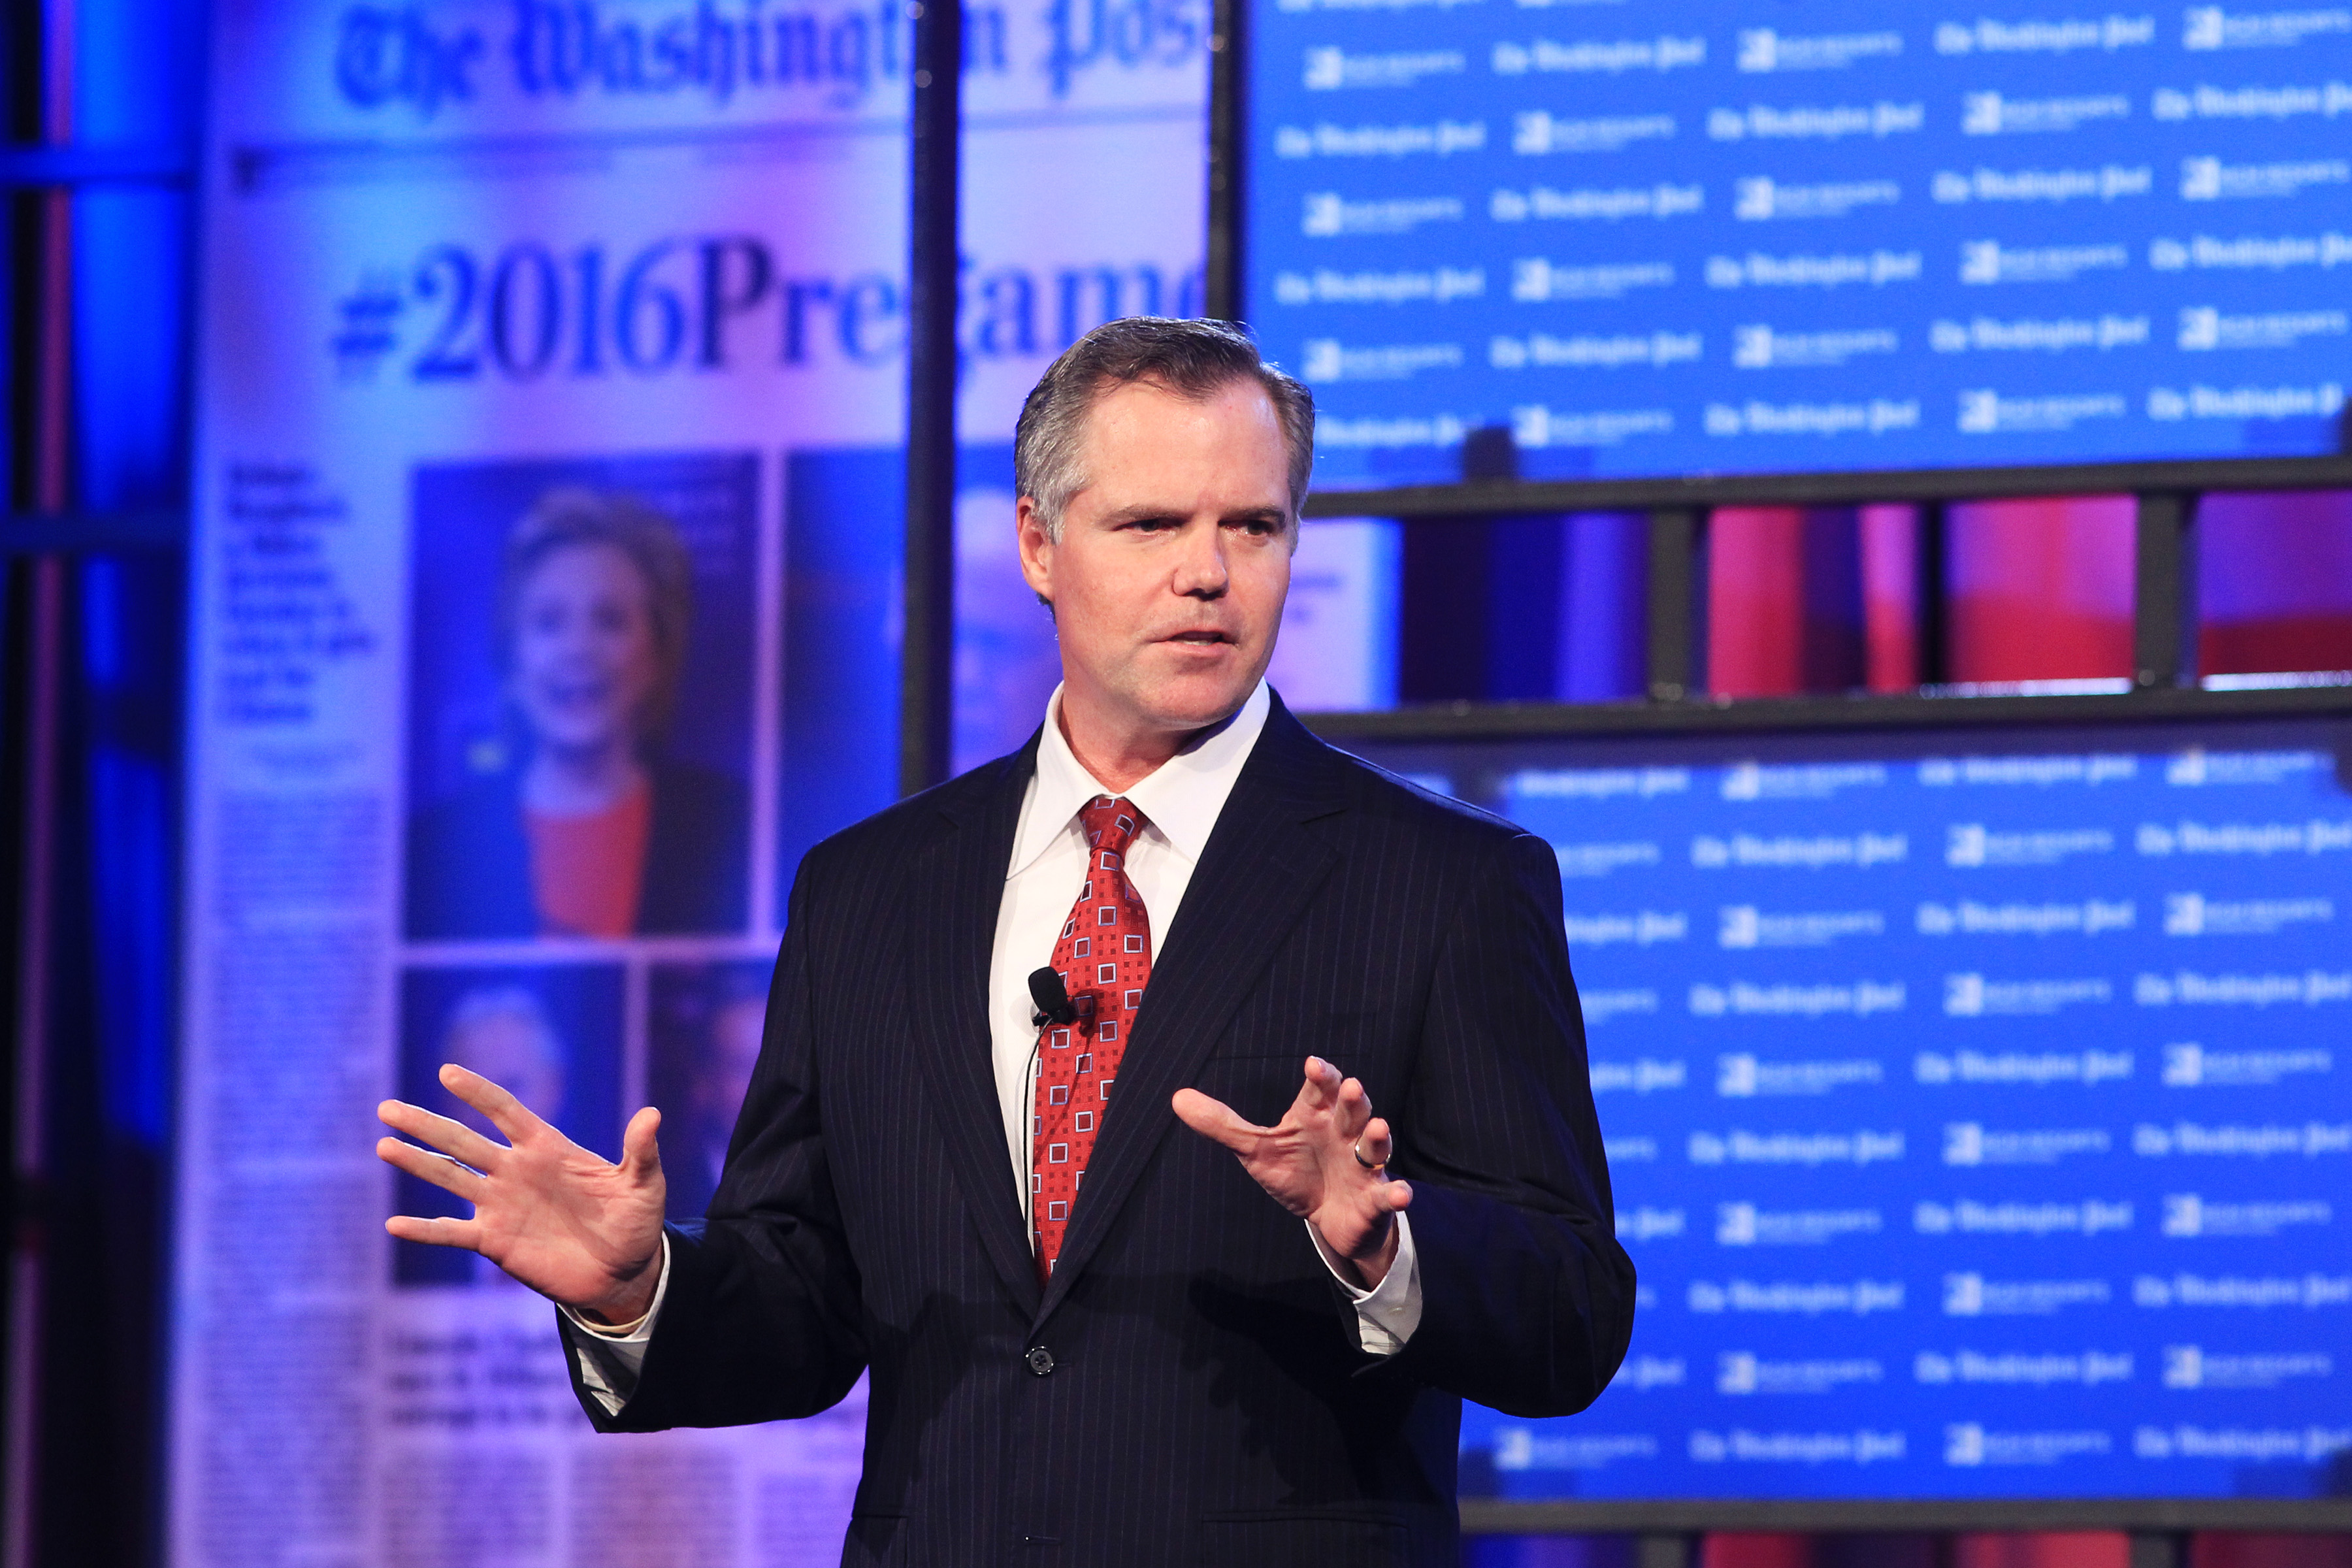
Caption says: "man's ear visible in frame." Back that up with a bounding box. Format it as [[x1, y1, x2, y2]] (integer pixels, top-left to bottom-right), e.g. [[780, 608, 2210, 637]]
[[1015, 496, 1055, 606]]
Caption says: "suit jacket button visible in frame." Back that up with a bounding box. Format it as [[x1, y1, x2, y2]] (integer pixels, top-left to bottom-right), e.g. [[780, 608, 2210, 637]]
[[1024, 1345, 1055, 1377]]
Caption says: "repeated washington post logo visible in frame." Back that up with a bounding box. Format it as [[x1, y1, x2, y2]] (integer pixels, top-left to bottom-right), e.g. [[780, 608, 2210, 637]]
[[1535, 729, 2349, 1482], [1524, 738, 2350, 1484], [1260, 2, 2352, 476]]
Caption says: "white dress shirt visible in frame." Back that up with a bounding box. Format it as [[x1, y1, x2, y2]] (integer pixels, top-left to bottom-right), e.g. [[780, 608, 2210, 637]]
[[564, 681, 1420, 1412]]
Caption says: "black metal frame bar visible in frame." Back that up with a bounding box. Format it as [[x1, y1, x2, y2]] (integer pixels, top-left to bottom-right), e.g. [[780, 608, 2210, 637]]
[[1915, 502, 1949, 687], [901, 0, 962, 796], [1294, 456, 2352, 520], [1301, 679, 2352, 745], [1642, 510, 1702, 703], [2134, 492, 2198, 690], [1204, 0, 1245, 322]]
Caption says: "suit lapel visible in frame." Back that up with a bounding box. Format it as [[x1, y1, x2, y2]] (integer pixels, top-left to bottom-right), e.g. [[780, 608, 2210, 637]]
[[907, 742, 1044, 1315], [1038, 699, 1347, 1322]]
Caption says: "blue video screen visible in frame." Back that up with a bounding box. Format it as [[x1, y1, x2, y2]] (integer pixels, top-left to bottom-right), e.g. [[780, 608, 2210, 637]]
[[1344, 715, 2351, 1500], [1243, 1, 2352, 488]]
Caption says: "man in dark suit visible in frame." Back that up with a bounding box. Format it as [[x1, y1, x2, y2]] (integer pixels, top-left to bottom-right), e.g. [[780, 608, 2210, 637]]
[[378, 318, 1633, 1566]]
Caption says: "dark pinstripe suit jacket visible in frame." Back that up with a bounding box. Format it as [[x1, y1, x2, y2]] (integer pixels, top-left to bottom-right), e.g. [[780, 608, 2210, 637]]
[[570, 694, 1635, 1567]]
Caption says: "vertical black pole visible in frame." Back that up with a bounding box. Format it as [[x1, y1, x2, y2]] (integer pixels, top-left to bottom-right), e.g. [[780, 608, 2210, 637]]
[[1915, 501, 1948, 687], [902, 0, 961, 795], [1205, 0, 1245, 321], [1646, 508, 1704, 701], [1636, 1531, 1697, 1568], [5, 5, 73, 1557], [2132, 491, 2199, 691]]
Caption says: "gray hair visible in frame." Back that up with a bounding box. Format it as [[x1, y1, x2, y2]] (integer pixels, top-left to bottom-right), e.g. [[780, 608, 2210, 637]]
[[1014, 318, 1315, 540]]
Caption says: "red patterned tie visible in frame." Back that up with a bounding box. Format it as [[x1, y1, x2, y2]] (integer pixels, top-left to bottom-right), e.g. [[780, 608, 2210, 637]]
[[1031, 796, 1152, 1281]]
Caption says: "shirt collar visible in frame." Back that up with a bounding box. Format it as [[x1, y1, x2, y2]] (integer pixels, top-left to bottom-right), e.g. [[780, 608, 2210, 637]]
[[1009, 680, 1272, 879]]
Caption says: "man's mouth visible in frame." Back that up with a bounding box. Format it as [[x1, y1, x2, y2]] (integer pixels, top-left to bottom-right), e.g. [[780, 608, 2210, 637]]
[[1164, 630, 1233, 645]]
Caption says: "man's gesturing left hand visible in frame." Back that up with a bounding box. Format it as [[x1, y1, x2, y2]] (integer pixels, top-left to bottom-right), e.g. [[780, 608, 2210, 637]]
[[1173, 1056, 1413, 1288]]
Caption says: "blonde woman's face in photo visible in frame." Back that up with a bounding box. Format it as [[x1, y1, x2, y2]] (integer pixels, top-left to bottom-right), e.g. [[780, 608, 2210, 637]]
[[510, 541, 660, 759]]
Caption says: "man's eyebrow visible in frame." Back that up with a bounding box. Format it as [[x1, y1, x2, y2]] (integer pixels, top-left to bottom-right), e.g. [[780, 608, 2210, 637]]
[[1092, 502, 1291, 527], [1095, 502, 1187, 525]]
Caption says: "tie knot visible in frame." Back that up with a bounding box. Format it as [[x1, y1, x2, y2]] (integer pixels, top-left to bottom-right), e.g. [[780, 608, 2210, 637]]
[[1079, 795, 1147, 854]]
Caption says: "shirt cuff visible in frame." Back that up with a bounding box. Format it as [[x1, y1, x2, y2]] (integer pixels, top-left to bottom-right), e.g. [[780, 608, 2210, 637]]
[[1305, 1212, 1422, 1356], [557, 1233, 671, 1415]]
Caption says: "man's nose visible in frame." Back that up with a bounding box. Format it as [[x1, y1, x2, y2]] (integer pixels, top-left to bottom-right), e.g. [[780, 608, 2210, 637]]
[[1171, 521, 1229, 597]]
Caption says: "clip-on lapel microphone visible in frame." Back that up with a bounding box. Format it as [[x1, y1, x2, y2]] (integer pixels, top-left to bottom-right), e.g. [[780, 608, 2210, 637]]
[[1021, 967, 1082, 1235], [1029, 966, 1080, 1028]]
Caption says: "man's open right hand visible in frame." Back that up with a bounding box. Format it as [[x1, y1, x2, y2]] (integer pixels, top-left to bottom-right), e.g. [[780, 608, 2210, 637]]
[[378, 1064, 668, 1324]]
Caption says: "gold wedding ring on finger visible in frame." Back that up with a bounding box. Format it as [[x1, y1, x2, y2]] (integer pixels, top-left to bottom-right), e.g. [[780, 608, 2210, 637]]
[[1352, 1140, 1382, 1171]]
